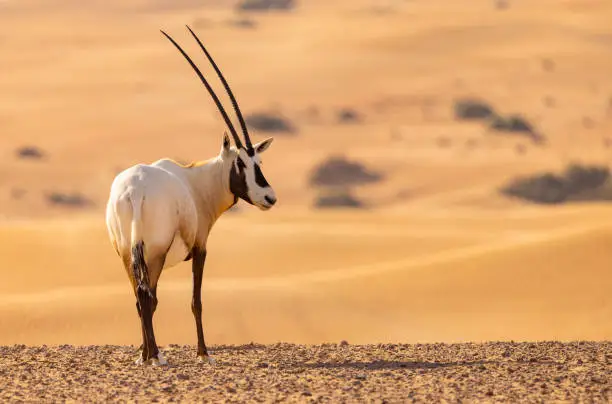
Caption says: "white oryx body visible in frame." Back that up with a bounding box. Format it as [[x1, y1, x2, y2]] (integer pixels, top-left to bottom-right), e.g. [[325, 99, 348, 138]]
[[107, 156, 228, 278], [106, 142, 274, 279], [104, 26, 277, 366]]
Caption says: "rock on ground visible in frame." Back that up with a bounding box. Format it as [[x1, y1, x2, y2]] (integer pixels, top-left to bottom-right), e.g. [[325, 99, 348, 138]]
[[0, 342, 610, 402]]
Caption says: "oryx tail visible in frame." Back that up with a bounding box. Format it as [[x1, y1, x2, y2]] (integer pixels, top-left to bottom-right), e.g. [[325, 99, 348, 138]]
[[130, 195, 153, 300]]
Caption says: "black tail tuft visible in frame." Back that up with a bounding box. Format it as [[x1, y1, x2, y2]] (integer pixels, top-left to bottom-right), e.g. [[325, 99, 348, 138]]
[[132, 240, 154, 299]]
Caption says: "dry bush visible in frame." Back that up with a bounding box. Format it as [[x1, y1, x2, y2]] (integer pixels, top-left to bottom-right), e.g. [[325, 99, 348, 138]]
[[313, 188, 364, 209], [245, 112, 296, 134], [236, 0, 295, 12], [46, 192, 93, 208], [495, 0, 509, 9], [582, 116, 594, 129], [465, 138, 478, 149], [11, 188, 25, 200], [515, 144, 527, 155], [500, 164, 611, 204], [564, 164, 610, 193], [543, 96, 555, 108], [488, 113, 544, 143], [501, 173, 566, 204], [337, 108, 361, 124], [309, 156, 382, 187], [453, 98, 495, 121], [228, 18, 257, 29], [489, 114, 533, 133], [541, 58, 555, 72], [437, 136, 451, 148], [16, 146, 44, 160]]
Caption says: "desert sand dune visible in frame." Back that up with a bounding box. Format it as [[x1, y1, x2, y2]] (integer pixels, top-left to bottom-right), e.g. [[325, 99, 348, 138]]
[[1, 204, 611, 346], [0, 0, 611, 400]]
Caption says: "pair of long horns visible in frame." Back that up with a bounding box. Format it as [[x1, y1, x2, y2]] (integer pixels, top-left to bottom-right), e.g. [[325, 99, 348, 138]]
[[160, 26, 252, 150]]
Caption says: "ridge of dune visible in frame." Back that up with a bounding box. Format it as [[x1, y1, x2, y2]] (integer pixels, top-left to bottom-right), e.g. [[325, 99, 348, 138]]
[[0, 214, 610, 307], [0, 204, 611, 345]]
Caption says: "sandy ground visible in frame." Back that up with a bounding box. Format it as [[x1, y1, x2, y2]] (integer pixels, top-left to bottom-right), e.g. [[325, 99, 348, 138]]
[[1, 342, 610, 402]]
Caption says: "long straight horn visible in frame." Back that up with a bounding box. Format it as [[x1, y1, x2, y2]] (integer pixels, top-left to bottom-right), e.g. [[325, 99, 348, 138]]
[[160, 30, 244, 149], [185, 25, 253, 150]]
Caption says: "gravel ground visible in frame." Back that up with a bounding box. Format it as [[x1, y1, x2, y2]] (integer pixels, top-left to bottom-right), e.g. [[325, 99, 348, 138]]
[[0, 342, 610, 402]]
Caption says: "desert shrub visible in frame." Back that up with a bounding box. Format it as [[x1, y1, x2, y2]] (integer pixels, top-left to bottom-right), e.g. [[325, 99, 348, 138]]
[[16, 146, 44, 160], [465, 138, 478, 149], [563, 164, 609, 193], [337, 108, 361, 123], [541, 58, 555, 72], [437, 136, 451, 148], [304, 105, 320, 121], [495, 0, 509, 9], [489, 114, 533, 133], [228, 18, 257, 29], [488, 113, 544, 143], [314, 188, 364, 209], [245, 112, 296, 134], [11, 188, 25, 200], [46, 192, 93, 208], [543, 96, 555, 108], [236, 0, 295, 12], [500, 164, 610, 204], [501, 173, 567, 204], [453, 98, 495, 121], [309, 156, 382, 187]]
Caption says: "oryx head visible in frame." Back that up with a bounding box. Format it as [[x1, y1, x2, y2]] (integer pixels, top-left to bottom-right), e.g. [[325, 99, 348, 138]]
[[161, 26, 277, 211]]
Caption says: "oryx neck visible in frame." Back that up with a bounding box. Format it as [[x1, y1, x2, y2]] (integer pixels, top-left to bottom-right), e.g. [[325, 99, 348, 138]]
[[184, 156, 235, 222]]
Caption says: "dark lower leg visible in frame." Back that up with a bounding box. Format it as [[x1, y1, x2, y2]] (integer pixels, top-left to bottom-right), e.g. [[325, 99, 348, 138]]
[[136, 285, 158, 354], [136, 301, 148, 358], [191, 248, 208, 357], [137, 286, 159, 361]]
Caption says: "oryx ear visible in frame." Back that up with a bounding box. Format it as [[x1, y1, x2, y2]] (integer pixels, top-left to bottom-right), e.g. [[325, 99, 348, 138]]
[[221, 131, 231, 154], [254, 137, 274, 154]]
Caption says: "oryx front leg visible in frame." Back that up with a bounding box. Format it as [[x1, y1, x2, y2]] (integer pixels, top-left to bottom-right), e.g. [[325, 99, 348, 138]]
[[191, 247, 214, 365]]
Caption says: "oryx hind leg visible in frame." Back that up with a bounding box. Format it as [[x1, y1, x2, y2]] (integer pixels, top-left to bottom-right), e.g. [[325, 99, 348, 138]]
[[131, 242, 167, 366]]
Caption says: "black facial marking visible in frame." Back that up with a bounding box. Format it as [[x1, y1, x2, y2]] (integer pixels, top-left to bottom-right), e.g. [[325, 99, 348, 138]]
[[253, 163, 269, 188], [237, 156, 246, 170], [229, 157, 253, 205], [246, 147, 255, 157]]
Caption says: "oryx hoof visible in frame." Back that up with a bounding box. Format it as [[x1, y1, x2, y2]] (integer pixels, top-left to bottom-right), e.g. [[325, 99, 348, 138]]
[[135, 351, 168, 366], [198, 354, 216, 365]]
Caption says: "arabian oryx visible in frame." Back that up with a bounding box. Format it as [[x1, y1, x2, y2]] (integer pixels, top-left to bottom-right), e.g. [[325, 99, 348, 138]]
[[105, 26, 277, 366]]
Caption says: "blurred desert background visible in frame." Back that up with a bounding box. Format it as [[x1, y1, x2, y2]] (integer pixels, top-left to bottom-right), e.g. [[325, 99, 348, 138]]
[[1, 0, 611, 347]]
